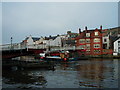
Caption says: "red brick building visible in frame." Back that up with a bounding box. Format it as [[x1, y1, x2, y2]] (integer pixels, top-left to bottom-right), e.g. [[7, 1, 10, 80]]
[[76, 26, 103, 56]]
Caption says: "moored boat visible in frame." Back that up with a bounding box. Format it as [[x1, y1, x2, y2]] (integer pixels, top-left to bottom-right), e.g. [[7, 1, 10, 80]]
[[39, 51, 88, 62]]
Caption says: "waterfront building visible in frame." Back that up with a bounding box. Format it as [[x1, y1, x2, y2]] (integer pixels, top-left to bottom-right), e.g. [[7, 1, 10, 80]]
[[113, 37, 120, 55], [76, 26, 103, 56]]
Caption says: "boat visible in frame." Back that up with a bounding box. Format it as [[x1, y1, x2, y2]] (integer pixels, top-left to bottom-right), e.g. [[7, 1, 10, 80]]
[[39, 51, 88, 62], [40, 55, 87, 62]]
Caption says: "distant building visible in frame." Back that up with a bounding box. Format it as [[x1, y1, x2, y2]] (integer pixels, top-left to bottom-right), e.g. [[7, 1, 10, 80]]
[[21, 35, 43, 48], [62, 31, 78, 47], [102, 27, 120, 49], [43, 35, 66, 47]]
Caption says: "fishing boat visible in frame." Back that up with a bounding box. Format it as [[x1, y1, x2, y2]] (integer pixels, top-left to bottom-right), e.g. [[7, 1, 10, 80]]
[[39, 54, 87, 62], [39, 50, 88, 62]]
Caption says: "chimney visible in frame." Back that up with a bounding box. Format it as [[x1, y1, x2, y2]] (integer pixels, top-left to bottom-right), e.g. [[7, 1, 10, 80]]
[[78, 28, 81, 34], [85, 26, 88, 33], [85, 26, 87, 30], [100, 25, 102, 30]]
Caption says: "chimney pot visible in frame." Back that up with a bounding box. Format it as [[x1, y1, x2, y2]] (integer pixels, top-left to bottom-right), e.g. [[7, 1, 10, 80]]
[[85, 26, 87, 30], [79, 28, 81, 33], [100, 25, 102, 30]]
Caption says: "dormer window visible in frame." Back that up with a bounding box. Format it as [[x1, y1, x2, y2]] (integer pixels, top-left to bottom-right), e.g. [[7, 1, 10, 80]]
[[86, 33, 90, 37], [95, 32, 98, 36]]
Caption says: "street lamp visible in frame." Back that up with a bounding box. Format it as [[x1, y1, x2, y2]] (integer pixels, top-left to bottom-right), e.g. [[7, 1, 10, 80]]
[[11, 37, 12, 49]]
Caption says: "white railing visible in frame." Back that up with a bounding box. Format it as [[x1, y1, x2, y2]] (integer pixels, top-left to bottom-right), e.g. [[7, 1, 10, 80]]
[[0, 43, 25, 50], [0, 43, 81, 51], [27, 44, 47, 49]]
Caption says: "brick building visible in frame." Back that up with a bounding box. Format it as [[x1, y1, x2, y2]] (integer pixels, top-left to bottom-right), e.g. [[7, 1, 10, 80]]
[[76, 26, 103, 56]]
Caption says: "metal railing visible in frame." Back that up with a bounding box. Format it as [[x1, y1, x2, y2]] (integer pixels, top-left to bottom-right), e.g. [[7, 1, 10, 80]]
[[0, 43, 47, 50], [0, 43, 81, 51]]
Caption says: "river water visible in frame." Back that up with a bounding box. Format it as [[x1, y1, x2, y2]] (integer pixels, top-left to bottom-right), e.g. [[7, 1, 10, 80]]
[[2, 57, 119, 89]]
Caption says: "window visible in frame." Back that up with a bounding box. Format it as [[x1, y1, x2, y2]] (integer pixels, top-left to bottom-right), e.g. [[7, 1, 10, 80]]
[[86, 39, 90, 43], [95, 32, 98, 36], [104, 39, 107, 42], [86, 50, 90, 53], [94, 50, 100, 53], [118, 41, 120, 46], [94, 44, 100, 48], [86, 33, 90, 37], [79, 39, 85, 43], [94, 38, 100, 42], [86, 44, 90, 49], [118, 43, 120, 47], [79, 45, 85, 49]]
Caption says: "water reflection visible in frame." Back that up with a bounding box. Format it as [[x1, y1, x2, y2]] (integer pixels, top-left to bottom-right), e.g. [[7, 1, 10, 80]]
[[76, 58, 118, 88], [2, 58, 119, 88]]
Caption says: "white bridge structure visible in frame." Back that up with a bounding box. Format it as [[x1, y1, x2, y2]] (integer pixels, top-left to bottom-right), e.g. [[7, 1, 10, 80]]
[[0, 43, 80, 51]]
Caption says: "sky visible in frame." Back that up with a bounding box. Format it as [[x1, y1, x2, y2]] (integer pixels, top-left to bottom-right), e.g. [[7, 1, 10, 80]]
[[2, 2, 118, 44]]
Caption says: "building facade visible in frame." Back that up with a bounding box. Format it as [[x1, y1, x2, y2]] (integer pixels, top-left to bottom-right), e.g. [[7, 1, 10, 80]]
[[113, 37, 120, 55], [102, 35, 110, 49], [76, 26, 103, 56]]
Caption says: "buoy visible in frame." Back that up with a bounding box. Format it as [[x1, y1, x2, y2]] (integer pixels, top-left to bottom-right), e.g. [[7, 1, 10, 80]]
[[64, 58, 67, 61], [40, 57, 44, 59]]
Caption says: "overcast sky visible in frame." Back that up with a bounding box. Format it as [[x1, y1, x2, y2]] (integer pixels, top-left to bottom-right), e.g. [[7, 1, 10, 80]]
[[2, 2, 118, 44]]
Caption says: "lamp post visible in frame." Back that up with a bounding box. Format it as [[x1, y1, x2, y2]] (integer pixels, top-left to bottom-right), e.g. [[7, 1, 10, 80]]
[[11, 37, 12, 50]]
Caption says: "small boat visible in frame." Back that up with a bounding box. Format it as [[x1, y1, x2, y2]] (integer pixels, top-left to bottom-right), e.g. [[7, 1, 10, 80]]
[[39, 52, 88, 62], [43, 56, 81, 62]]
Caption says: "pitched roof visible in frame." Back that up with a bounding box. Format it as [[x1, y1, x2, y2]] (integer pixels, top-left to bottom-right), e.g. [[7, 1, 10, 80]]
[[32, 37, 40, 41], [25, 37, 40, 41], [111, 36, 120, 42], [44, 36, 57, 40], [25, 37, 29, 40]]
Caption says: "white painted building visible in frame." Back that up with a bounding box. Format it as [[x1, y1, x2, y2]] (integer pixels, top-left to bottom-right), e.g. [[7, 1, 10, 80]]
[[21, 35, 67, 49], [102, 35, 110, 49], [22, 35, 43, 45], [113, 37, 120, 55], [27, 35, 34, 45], [44, 35, 66, 47], [34, 37, 44, 44]]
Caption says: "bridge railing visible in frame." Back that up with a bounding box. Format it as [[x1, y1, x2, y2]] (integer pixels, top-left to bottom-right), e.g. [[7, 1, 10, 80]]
[[0, 43, 25, 50], [27, 44, 47, 49], [1, 43, 81, 51], [0, 43, 47, 50], [0, 44, 11, 50]]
